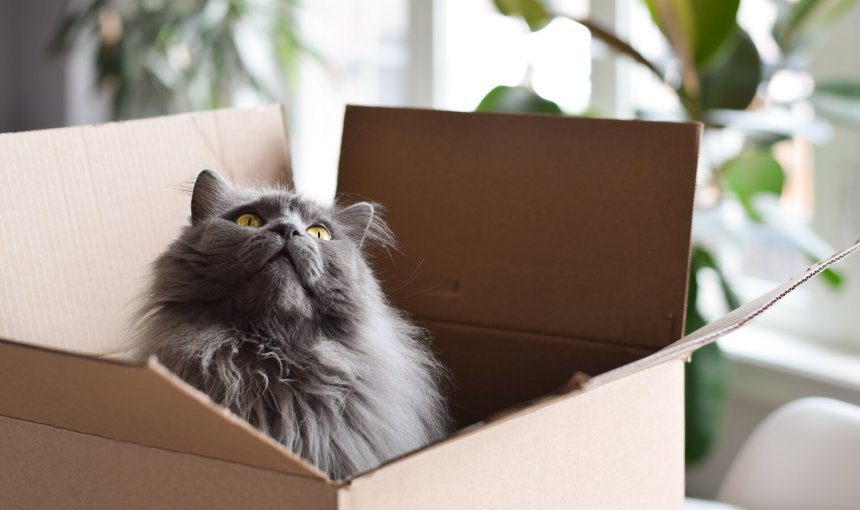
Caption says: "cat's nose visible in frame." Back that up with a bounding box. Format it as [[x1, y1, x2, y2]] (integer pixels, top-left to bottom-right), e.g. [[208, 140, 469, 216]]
[[270, 222, 302, 240]]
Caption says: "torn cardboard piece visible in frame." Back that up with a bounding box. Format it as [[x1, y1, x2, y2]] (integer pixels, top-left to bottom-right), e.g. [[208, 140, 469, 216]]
[[1, 105, 856, 509]]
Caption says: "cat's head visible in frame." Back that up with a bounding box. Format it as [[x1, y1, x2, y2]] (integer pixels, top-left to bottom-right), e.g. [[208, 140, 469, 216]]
[[154, 169, 391, 325]]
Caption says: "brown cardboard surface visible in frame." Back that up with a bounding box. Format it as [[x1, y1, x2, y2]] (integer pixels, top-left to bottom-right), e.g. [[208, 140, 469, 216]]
[[0, 337, 326, 480], [340, 360, 684, 510], [424, 319, 649, 426], [0, 106, 291, 356], [0, 415, 335, 510], [337, 106, 701, 350]]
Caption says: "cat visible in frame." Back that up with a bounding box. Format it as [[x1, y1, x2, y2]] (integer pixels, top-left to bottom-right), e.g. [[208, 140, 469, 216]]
[[132, 169, 448, 480]]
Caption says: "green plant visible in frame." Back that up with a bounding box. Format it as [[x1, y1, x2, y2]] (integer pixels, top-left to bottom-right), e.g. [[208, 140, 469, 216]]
[[485, 0, 859, 464], [53, 0, 309, 120]]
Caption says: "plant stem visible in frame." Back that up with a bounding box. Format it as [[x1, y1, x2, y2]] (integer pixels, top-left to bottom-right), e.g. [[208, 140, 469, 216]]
[[561, 15, 662, 82], [558, 14, 699, 120]]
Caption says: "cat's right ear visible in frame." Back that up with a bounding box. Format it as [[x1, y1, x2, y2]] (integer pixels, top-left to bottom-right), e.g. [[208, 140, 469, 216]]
[[191, 169, 230, 223]]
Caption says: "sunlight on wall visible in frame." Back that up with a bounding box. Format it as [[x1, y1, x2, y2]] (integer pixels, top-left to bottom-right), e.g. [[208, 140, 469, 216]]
[[434, 0, 591, 114]]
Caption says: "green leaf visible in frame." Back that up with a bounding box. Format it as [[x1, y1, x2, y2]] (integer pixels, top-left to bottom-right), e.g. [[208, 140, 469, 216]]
[[810, 262, 844, 289], [816, 79, 860, 97], [53, 0, 308, 120], [693, 0, 742, 68], [811, 79, 860, 126], [752, 196, 847, 289], [776, 0, 860, 54], [643, 0, 695, 83], [476, 85, 563, 115], [686, 247, 708, 334], [700, 27, 762, 112], [819, 266, 845, 287], [685, 248, 728, 465], [705, 108, 833, 146], [722, 149, 785, 221], [492, 0, 552, 31], [690, 245, 741, 311], [644, 0, 740, 69], [685, 343, 728, 464]]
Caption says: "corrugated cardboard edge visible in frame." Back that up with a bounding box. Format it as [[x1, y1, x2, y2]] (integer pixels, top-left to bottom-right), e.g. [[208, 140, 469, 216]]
[[585, 239, 860, 391], [0, 104, 292, 182]]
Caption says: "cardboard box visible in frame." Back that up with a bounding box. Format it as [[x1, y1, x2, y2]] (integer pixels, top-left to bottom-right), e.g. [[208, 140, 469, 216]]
[[0, 105, 856, 509]]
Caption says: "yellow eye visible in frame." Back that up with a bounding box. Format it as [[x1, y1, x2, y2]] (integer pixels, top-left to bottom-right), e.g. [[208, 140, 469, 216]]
[[235, 213, 263, 227], [306, 224, 332, 240]]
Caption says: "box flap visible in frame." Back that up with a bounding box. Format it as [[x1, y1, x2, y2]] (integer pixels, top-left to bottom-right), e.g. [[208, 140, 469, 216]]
[[421, 319, 646, 427], [0, 106, 290, 356], [337, 106, 700, 350], [343, 361, 683, 508], [347, 241, 857, 486], [0, 337, 327, 480], [587, 240, 860, 389], [1, 415, 336, 509]]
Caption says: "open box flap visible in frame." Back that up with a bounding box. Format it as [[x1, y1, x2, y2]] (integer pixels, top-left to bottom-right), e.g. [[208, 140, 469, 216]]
[[358, 242, 859, 473], [0, 106, 291, 356], [0, 337, 328, 480], [586, 240, 860, 390], [337, 106, 701, 350]]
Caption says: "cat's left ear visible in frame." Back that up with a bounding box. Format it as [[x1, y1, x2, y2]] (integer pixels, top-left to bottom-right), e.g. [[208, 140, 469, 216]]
[[337, 202, 375, 247], [191, 169, 230, 224]]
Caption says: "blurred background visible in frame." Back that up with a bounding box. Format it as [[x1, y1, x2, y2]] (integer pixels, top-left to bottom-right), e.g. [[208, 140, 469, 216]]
[[3, 0, 860, 503]]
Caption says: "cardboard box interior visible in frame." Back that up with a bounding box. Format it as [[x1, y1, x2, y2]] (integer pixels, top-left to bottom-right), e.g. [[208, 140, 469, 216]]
[[336, 106, 699, 426], [1, 105, 857, 509]]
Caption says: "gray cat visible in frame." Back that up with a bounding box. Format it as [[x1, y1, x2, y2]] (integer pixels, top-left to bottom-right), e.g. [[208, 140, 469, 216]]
[[132, 169, 448, 480]]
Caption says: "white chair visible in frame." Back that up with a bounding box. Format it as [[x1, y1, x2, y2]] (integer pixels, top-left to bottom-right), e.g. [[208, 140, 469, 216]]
[[686, 397, 860, 510]]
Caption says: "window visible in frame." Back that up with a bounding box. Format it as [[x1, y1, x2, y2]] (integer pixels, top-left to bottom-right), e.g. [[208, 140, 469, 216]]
[[434, 0, 591, 114], [290, 0, 593, 204], [290, 0, 410, 204]]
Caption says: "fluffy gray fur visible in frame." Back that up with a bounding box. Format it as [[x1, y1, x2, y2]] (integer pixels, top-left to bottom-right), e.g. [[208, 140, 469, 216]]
[[133, 170, 448, 480]]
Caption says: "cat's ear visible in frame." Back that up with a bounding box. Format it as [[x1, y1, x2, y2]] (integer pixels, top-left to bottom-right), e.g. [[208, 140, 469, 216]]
[[338, 202, 378, 247], [191, 169, 230, 223]]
